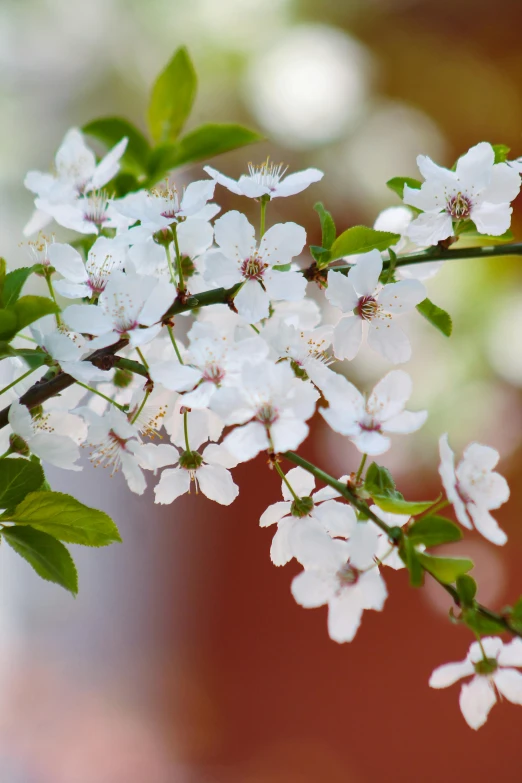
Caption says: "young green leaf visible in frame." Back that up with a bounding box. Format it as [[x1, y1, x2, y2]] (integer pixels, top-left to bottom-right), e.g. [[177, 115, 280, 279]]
[[416, 298, 452, 337], [1, 266, 38, 308], [408, 515, 462, 547], [492, 144, 510, 164], [462, 607, 506, 635], [456, 574, 477, 607], [372, 495, 436, 515], [2, 525, 78, 594], [386, 176, 422, 198], [364, 463, 401, 499], [506, 596, 522, 634], [83, 117, 151, 176], [8, 491, 121, 547], [12, 296, 60, 332], [310, 246, 332, 268], [416, 552, 474, 584], [314, 203, 336, 250], [329, 227, 400, 261], [147, 124, 263, 181], [148, 46, 197, 144], [0, 459, 45, 510], [402, 538, 424, 587]]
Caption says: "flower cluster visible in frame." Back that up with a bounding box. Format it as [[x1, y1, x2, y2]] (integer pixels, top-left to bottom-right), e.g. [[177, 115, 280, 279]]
[[3, 128, 521, 732]]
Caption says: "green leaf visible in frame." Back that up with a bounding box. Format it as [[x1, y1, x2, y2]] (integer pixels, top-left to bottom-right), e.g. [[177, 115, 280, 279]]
[[314, 203, 336, 250], [416, 552, 474, 584], [148, 46, 197, 144], [16, 348, 49, 370], [330, 226, 400, 261], [8, 491, 121, 547], [456, 574, 477, 607], [83, 117, 151, 177], [416, 298, 452, 337], [364, 462, 401, 499], [0, 459, 45, 510], [506, 596, 522, 634], [111, 172, 140, 198], [386, 176, 422, 198], [1, 266, 37, 308], [0, 309, 19, 341], [147, 124, 263, 180], [463, 607, 506, 635], [457, 220, 513, 243], [492, 143, 510, 164], [372, 495, 436, 515], [408, 515, 462, 547], [12, 296, 59, 331], [2, 525, 78, 594], [310, 246, 332, 268], [402, 539, 424, 587], [0, 258, 6, 290], [272, 263, 291, 272]]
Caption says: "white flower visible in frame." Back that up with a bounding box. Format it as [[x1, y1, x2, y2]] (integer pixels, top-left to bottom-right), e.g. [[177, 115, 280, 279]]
[[30, 317, 112, 385], [204, 160, 323, 199], [115, 181, 218, 243], [205, 211, 307, 323], [49, 236, 126, 299], [438, 434, 509, 545], [317, 367, 427, 455], [260, 466, 356, 568], [326, 250, 425, 364], [63, 271, 175, 350], [24, 128, 128, 236], [261, 320, 333, 377], [154, 442, 239, 506], [368, 505, 411, 569], [7, 401, 83, 471], [429, 637, 522, 730], [36, 190, 130, 236], [291, 539, 388, 643], [403, 142, 521, 245], [373, 206, 443, 281], [150, 322, 268, 409], [211, 360, 319, 462]]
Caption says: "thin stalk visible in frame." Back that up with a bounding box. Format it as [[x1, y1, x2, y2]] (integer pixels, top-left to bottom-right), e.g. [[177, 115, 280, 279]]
[[75, 380, 127, 412], [131, 389, 150, 425], [135, 347, 149, 370], [0, 367, 37, 396], [44, 271, 61, 326], [167, 325, 184, 364], [250, 324, 260, 335], [355, 453, 368, 483], [417, 498, 450, 519], [0, 448, 12, 458], [183, 410, 190, 452], [260, 198, 268, 238], [274, 460, 300, 502], [172, 223, 185, 293], [165, 243, 177, 287]]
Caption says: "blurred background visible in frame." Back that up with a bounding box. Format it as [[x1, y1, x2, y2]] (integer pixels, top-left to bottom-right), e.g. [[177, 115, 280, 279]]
[[1, 0, 522, 779]]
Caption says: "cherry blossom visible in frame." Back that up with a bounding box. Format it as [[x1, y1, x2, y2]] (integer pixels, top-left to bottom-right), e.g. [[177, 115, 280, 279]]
[[49, 236, 126, 299], [429, 637, 522, 729], [4, 401, 83, 471], [204, 160, 323, 199], [438, 434, 509, 545], [316, 367, 427, 455], [291, 538, 388, 643], [211, 360, 319, 462], [403, 142, 521, 245], [325, 250, 426, 363], [205, 210, 307, 323], [260, 466, 356, 568]]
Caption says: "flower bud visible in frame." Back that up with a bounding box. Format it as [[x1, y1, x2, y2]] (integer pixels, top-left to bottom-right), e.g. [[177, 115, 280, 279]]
[[290, 496, 314, 518], [9, 434, 30, 456], [178, 450, 203, 470], [113, 368, 134, 389], [152, 227, 174, 246]]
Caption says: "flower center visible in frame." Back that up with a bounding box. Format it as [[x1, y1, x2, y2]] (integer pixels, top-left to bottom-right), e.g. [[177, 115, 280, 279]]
[[86, 252, 119, 293], [247, 158, 288, 190], [151, 182, 181, 219], [25, 234, 53, 268], [356, 295, 380, 321], [241, 255, 268, 280], [83, 190, 110, 226], [256, 403, 278, 425], [446, 192, 472, 220], [359, 417, 382, 433], [290, 496, 314, 518], [203, 363, 226, 385], [337, 563, 359, 587]]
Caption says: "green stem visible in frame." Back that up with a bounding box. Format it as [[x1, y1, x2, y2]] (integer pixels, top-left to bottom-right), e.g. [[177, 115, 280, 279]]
[[44, 271, 61, 326], [75, 380, 127, 412], [135, 347, 149, 370], [283, 450, 522, 639], [355, 453, 368, 483], [183, 410, 190, 452], [260, 197, 268, 238], [165, 243, 177, 287], [274, 460, 300, 502], [131, 390, 150, 425], [167, 325, 184, 364], [0, 367, 37, 396], [250, 324, 260, 335], [417, 498, 450, 519], [114, 357, 149, 379], [0, 448, 12, 458], [172, 223, 185, 293]]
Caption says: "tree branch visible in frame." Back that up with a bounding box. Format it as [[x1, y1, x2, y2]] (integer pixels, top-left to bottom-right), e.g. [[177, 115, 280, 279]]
[[283, 451, 522, 639]]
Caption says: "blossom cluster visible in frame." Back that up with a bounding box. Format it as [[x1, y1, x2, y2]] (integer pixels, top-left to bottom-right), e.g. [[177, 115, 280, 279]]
[[2, 130, 521, 731]]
